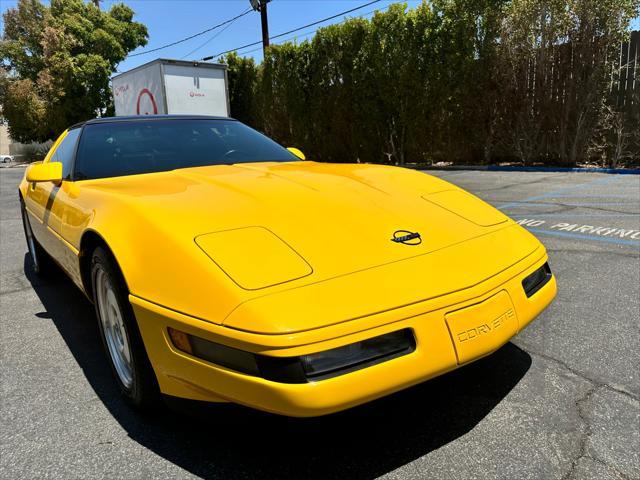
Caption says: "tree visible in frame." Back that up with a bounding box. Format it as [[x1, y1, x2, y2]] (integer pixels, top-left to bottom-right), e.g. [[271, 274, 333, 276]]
[[0, 0, 147, 143], [212, 0, 639, 167], [493, 0, 639, 166], [222, 52, 258, 125]]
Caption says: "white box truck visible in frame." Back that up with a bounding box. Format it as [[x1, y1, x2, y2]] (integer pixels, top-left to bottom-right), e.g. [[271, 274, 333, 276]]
[[112, 58, 230, 117]]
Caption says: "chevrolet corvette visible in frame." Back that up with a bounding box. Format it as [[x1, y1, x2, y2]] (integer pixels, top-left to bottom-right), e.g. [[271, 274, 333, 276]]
[[19, 115, 556, 416]]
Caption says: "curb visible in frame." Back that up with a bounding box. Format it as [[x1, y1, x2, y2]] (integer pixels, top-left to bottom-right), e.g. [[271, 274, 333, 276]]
[[0, 163, 29, 169], [413, 165, 640, 175]]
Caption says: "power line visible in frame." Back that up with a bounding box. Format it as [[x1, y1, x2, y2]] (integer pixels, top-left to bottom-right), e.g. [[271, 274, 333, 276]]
[[201, 0, 383, 61], [129, 7, 253, 58], [234, 4, 391, 57], [181, 14, 242, 59]]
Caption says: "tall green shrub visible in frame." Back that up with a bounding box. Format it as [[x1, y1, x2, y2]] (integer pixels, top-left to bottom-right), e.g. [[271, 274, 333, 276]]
[[223, 0, 639, 166]]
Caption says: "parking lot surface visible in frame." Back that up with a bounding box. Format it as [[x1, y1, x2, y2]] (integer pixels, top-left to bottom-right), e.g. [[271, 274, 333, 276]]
[[1, 167, 638, 479]]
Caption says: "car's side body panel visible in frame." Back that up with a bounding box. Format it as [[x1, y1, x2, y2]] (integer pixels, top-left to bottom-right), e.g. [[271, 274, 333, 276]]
[[21, 131, 76, 280], [20, 130, 87, 290]]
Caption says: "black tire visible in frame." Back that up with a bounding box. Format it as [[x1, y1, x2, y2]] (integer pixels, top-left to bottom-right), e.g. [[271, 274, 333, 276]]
[[91, 246, 161, 410], [20, 200, 53, 276]]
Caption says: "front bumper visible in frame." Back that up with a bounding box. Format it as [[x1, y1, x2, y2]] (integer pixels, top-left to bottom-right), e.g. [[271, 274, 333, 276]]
[[131, 253, 556, 417]]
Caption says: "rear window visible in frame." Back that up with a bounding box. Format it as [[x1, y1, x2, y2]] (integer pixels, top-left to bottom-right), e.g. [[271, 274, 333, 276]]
[[73, 119, 297, 180]]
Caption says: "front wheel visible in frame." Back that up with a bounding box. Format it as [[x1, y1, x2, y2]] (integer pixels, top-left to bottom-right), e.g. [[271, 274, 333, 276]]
[[91, 247, 160, 410]]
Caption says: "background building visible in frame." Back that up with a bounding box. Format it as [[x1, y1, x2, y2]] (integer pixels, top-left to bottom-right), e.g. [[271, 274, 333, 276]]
[[0, 117, 51, 162]]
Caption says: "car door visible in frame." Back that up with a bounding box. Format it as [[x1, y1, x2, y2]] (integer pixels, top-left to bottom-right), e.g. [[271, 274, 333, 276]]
[[24, 127, 82, 263], [51, 128, 95, 289]]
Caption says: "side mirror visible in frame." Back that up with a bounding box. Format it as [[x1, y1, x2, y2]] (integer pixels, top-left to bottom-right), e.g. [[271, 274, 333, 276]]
[[287, 147, 306, 160], [26, 162, 63, 184]]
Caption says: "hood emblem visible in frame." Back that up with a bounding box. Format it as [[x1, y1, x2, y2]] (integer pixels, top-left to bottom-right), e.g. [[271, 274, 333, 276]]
[[391, 230, 422, 245]]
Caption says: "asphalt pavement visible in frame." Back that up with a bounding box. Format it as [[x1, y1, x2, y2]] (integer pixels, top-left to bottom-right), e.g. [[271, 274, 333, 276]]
[[1, 167, 638, 479]]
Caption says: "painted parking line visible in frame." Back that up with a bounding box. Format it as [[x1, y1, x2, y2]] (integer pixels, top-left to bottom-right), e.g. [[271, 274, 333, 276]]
[[514, 218, 640, 247], [500, 201, 638, 207], [511, 213, 636, 218], [526, 228, 639, 247], [498, 175, 627, 209], [545, 194, 639, 198], [493, 176, 639, 246]]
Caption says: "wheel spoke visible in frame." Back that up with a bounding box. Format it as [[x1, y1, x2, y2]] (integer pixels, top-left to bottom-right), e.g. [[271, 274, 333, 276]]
[[96, 268, 133, 388]]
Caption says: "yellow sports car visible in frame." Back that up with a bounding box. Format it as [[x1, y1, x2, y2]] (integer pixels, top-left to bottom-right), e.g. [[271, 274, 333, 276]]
[[19, 115, 556, 416]]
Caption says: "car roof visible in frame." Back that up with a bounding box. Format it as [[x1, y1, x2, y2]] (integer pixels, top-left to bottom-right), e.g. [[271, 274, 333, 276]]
[[70, 115, 235, 130]]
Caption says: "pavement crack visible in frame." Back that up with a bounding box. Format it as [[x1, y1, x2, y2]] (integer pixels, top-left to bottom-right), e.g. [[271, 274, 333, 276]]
[[531, 201, 638, 215], [473, 174, 561, 193], [561, 385, 598, 480], [517, 343, 639, 401], [560, 386, 633, 480], [520, 345, 638, 480], [500, 204, 577, 215], [501, 199, 639, 215], [582, 455, 634, 480]]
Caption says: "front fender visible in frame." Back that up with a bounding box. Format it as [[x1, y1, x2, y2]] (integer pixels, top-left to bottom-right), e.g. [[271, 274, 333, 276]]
[[78, 195, 247, 325]]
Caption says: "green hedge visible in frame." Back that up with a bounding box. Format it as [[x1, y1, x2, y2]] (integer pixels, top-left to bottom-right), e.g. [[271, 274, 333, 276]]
[[224, 1, 639, 167]]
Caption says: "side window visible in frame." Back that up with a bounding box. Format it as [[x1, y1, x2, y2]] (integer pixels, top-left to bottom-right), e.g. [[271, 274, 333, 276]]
[[51, 128, 81, 179]]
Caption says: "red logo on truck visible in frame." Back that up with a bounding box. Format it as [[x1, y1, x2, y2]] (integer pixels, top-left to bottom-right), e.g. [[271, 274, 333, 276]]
[[114, 84, 129, 97], [136, 88, 158, 115]]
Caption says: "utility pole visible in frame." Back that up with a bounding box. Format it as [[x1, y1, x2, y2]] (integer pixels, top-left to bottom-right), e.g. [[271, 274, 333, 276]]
[[250, 0, 270, 55]]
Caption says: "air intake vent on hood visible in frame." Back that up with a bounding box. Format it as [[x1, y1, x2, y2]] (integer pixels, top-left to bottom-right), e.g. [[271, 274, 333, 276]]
[[195, 227, 312, 290]]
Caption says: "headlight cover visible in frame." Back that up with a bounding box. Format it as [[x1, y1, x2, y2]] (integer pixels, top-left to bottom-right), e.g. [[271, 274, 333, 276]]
[[300, 329, 416, 380], [168, 327, 416, 384], [522, 262, 552, 297]]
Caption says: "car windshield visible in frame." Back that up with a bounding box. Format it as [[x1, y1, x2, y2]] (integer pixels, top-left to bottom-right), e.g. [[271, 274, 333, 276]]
[[73, 119, 297, 180]]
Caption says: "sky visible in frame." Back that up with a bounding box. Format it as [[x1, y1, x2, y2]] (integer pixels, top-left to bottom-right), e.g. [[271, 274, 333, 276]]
[[0, 0, 638, 75], [0, 0, 423, 73]]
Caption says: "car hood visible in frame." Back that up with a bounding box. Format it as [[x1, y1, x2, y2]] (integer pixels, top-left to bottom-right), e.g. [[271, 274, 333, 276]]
[[82, 161, 521, 330], [87, 161, 508, 280]]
